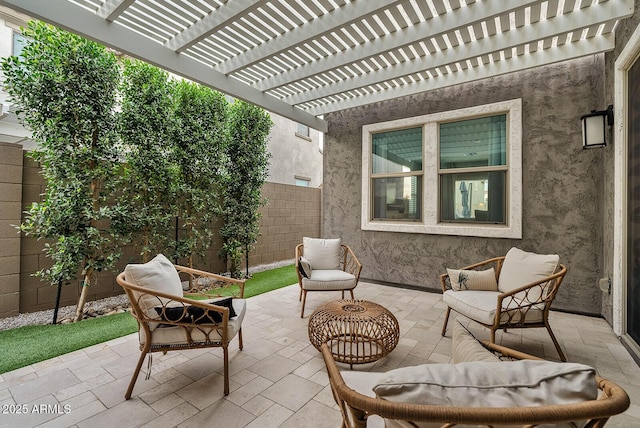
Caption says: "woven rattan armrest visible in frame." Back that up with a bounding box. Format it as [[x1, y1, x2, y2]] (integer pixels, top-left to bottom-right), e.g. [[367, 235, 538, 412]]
[[176, 264, 246, 298]]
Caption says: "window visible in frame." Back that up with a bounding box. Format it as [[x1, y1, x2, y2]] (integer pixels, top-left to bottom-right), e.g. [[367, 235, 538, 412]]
[[371, 127, 422, 220], [362, 99, 522, 239], [295, 176, 310, 187], [12, 32, 28, 57], [296, 123, 310, 139], [439, 115, 507, 224]]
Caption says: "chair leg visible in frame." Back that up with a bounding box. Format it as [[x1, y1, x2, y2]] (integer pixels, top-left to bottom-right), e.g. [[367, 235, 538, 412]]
[[349, 289, 354, 299], [490, 328, 496, 344], [299, 287, 303, 301], [441, 307, 451, 337], [341, 290, 345, 298], [238, 328, 243, 350], [125, 349, 148, 400], [545, 323, 567, 362], [300, 290, 307, 318], [223, 345, 230, 396]]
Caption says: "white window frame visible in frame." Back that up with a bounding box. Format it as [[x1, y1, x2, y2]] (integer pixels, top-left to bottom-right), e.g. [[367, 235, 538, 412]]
[[361, 99, 522, 239]]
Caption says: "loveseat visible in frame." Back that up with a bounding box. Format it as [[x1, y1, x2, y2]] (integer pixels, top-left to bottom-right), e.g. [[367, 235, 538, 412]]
[[321, 322, 630, 428]]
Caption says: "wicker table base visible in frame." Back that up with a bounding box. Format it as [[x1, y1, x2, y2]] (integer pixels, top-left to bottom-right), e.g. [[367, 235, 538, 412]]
[[308, 299, 400, 367]]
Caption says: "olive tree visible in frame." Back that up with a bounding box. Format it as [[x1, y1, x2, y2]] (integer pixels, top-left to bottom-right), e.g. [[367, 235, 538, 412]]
[[2, 22, 123, 322], [221, 100, 272, 278]]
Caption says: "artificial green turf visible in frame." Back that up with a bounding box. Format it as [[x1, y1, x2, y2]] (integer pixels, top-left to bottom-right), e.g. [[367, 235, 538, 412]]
[[244, 264, 297, 298], [0, 264, 297, 374], [0, 312, 138, 373]]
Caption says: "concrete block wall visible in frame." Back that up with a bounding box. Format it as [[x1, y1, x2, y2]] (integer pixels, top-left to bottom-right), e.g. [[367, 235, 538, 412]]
[[252, 181, 321, 265], [0, 142, 23, 318]]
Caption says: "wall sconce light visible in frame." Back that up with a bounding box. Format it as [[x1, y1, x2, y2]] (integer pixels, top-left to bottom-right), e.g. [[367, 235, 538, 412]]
[[581, 105, 613, 149]]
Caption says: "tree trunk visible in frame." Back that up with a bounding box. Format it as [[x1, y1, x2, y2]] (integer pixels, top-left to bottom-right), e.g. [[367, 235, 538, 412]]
[[73, 270, 93, 322], [74, 175, 100, 322], [52, 278, 63, 325]]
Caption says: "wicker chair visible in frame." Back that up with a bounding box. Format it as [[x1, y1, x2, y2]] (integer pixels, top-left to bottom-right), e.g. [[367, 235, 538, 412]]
[[321, 341, 630, 428], [116, 254, 246, 398], [295, 238, 362, 317], [440, 247, 568, 361]]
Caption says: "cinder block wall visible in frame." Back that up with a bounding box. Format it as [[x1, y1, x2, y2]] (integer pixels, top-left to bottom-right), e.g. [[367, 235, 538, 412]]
[[0, 142, 22, 318], [11, 156, 321, 315], [253, 181, 322, 265]]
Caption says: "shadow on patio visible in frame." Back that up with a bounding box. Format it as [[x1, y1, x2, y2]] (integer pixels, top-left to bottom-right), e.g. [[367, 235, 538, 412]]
[[1, 281, 639, 427]]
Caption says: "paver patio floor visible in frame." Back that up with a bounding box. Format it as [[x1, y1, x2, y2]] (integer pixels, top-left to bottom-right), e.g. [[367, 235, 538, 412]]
[[1, 281, 639, 427]]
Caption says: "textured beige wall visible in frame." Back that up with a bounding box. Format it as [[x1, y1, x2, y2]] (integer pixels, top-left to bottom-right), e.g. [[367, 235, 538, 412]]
[[324, 56, 606, 315], [0, 142, 22, 318], [11, 156, 321, 315]]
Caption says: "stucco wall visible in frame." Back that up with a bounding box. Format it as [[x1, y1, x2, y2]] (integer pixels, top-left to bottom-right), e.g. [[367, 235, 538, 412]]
[[267, 112, 323, 188], [324, 56, 606, 315]]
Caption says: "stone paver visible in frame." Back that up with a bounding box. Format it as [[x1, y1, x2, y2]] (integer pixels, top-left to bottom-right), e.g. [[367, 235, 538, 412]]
[[0, 282, 638, 427]]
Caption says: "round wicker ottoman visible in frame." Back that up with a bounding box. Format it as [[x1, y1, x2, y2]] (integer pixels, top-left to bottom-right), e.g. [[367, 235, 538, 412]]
[[308, 299, 400, 367]]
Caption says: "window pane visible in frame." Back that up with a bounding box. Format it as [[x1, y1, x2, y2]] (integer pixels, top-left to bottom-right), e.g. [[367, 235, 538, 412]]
[[373, 176, 421, 220], [440, 115, 506, 169], [295, 178, 310, 187], [296, 123, 310, 137], [372, 127, 422, 174], [440, 171, 505, 223], [12, 32, 28, 57]]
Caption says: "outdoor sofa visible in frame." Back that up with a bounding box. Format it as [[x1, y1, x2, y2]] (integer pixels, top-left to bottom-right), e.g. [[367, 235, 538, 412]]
[[322, 322, 630, 428]]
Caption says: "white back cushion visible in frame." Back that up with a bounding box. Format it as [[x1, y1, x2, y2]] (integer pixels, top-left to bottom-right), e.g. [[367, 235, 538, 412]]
[[373, 360, 597, 428], [124, 254, 183, 318], [498, 247, 559, 297], [303, 237, 342, 270], [451, 322, 501, 363]]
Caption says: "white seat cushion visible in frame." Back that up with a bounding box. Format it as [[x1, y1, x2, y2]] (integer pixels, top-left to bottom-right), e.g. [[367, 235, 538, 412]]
[[302, 269, 356, 291], [124, 254, 183, 319], [142, 298, 246, 346], [303, 237, 342, 269], [498, 247, 559, 301], [443, 289, 543, 325]]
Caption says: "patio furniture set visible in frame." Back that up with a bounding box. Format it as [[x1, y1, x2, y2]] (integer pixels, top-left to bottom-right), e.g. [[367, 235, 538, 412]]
[[115, 240, 630, 427]]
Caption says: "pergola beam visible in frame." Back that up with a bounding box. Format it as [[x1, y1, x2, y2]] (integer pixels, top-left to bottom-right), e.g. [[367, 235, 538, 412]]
[[285, 0, 630, 105], [254, 0, 545, 92], [216, 0, 406, 75], [96, 0, 135, 22], [165, 0, 269, 53], [304, 33, 615, 117]]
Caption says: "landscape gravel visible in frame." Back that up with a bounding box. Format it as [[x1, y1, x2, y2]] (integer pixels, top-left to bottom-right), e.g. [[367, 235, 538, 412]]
[[0, 294, 131, 331]]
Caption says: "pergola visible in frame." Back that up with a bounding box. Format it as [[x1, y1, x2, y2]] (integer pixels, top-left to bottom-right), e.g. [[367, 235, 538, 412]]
[[0, 0, 633, 133]]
